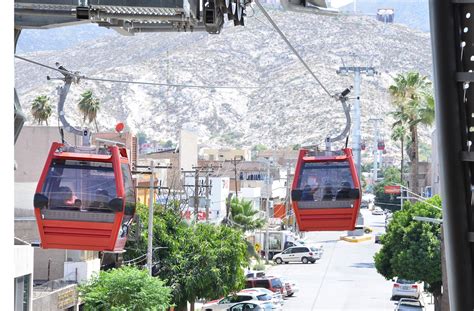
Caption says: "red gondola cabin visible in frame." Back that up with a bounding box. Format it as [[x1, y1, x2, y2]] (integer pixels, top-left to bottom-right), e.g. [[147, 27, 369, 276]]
[[377, 140, 385, 151], [33, 142, 136, 251], [291, 148, 361, 231]]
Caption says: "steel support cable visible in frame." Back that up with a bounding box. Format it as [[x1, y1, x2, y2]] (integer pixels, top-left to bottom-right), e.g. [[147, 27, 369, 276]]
[[253, 0, 333, 98], [15, 55, 270, 90]]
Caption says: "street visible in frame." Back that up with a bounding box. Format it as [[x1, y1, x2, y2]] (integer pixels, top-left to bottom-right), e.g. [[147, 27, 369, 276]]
[[267, 209, 433, 311]]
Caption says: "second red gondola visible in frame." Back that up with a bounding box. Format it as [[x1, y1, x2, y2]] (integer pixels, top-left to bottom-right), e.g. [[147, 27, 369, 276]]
[[291, 148, 361, 231]]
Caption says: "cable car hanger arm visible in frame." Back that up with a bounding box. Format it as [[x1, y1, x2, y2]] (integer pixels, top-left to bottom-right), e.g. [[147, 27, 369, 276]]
[[327, 87, 352, 143], [49, 64, 92, 146]]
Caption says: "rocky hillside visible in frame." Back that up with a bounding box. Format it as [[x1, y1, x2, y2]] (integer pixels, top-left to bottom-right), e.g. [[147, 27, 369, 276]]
[[15, 5, 433, 159]]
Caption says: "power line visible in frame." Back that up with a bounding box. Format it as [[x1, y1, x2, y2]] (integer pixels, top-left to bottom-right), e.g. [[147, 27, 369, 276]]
[[253, 0, 333, 98], [14, 55, 270, 90]]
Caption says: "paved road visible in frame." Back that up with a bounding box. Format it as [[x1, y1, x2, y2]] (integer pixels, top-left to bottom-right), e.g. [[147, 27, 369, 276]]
[[267, 209, 401, 311]]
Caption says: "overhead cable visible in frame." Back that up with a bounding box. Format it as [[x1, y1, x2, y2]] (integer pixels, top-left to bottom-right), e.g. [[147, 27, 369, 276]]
[[253, 0, 333, 98], [15, 55, 270, 90]]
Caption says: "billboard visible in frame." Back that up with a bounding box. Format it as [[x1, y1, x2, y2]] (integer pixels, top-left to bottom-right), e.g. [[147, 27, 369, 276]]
[[384, 185, 401, 194]]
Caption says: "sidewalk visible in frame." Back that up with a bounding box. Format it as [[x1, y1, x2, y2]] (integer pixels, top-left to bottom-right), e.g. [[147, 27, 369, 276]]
[[420, 292, 435, 311]]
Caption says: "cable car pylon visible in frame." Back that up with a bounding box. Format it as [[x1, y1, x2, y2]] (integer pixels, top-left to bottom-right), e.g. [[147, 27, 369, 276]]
[[33, 64, 136, 252]]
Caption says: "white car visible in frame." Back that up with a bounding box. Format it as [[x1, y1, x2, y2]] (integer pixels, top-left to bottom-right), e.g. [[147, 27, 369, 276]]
[[391, 278, 423, 300], [394, 298, 425, 310], [279, 277, 299, 297], [372, 206, 384, 215], [240, 288, 284, 307], [226, 300, 281, 311], [273, 246, 320, 264], [202, 292, 274, 311]]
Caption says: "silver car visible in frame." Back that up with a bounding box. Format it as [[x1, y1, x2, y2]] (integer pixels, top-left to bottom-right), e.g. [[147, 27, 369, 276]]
[[240, 288, 284, 307], [391, 278, 422, 300], [273, 246, 319, 264]]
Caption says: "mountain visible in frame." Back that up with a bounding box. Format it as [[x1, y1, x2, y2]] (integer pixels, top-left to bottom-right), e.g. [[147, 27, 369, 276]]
[[14, 6, 433, 162]]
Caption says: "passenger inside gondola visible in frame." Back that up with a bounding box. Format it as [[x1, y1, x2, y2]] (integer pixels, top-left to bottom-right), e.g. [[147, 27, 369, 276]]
[[336, 181, 351, 199], [51, 186, 80, 210], [322, 182, 334, 201], [301, 184, 314, 201]]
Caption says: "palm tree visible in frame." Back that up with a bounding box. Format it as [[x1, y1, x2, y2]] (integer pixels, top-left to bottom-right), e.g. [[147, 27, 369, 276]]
[[31, 95, 53, 125], [389, 72, 435, 194], [77, 90, 100, 132], [230, 197, 265, 231], [391, 124, 408, 185]]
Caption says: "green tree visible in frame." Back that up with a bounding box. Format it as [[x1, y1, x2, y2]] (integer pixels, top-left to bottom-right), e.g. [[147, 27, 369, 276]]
[[31, 95, 52, 125], [124, 204, 249, 311], [390, 124, 408, 184], [389, 72, 435, 194], [78, 90, 101, 132], [374, 166, 402, 212], [230, 197, 265, 231], [252, 144, 267, 152], [374, 195, 442, 309], [78, 265, 172, 311]]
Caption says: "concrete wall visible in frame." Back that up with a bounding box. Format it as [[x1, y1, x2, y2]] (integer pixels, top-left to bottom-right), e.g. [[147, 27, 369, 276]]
[[15, 126, 77, 183], [33, 284, 80, 311], [64, 258, 100, 283], [200, 148, 251, 161], [179, 129, 198, 171], [14, 239, 34, 311]]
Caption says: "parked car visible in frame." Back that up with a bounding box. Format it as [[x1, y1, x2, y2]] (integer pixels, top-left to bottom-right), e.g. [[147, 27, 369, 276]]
[[272, 246, 320, 264], [279, 277, 298, 297], [202, 292, 274, 311], [372, 206, 384, 215], [374, 232, 383, 244], [394, 298, 425, 310], [245, 276, 285, 296], [227, 300, 280, 311], [245, 270, 265, 278], [391, 278, 423, 300], [239, 288, 284, 307]]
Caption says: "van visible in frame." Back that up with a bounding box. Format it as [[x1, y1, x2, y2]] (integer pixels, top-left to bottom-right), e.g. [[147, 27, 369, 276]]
[[245, 276, 285, 295], [272, 246, 320, 264]]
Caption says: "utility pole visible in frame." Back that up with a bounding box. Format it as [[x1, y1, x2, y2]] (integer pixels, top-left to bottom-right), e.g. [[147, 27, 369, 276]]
[[147, 160, 155, 276], [205, 174, 210, 222], [231, 156, 243, 200], [369, 118, 383, 183], [182, 165, 217, 223], [337, 66, 376, 180], [194, 167, 199, 223], [132, 162, 172, 275], [265, 161, 272, 264], [285, 162, 291, 228]]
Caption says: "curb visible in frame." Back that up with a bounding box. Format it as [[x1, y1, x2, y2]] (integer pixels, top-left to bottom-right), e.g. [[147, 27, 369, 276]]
[[339, 234, 372, 243]]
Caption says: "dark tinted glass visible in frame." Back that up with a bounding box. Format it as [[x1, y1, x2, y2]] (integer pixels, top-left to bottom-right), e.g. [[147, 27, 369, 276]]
[[257, 294, 272, 301], [293, 161, 358, 208], [255, 280, 270, 288], [42, 159, 117, 213], [121, 164, 136, 215], [271, 278, 282, 288]]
